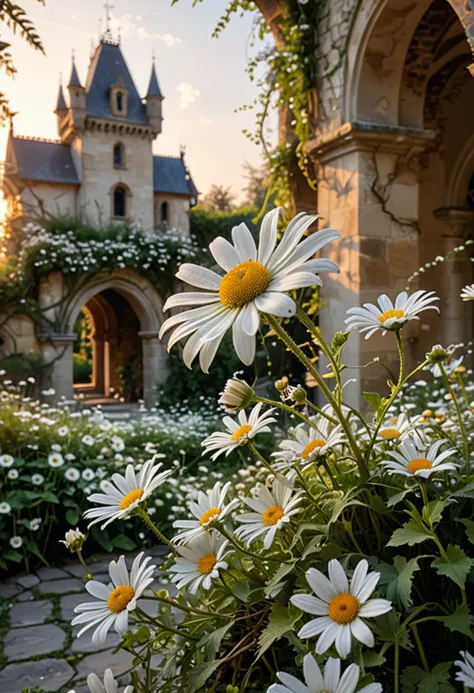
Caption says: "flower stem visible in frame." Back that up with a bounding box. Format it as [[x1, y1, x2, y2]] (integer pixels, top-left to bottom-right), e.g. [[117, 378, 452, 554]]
[[440, 364, 470, 480], [76, 549, 94, 580], [265, 314, 369, 480], [138, 508, 175, 552], [411, 623, 429, 671], [395, 330, 404, 386]]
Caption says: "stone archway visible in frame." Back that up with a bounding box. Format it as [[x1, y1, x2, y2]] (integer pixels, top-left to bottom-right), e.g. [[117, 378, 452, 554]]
[[38, 269, 168, 407]]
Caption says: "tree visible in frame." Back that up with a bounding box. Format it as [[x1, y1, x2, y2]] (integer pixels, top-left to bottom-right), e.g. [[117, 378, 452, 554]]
[[242, 160, 272, 209], [202, 184, 236, 212], [0, 1, 45, 124]]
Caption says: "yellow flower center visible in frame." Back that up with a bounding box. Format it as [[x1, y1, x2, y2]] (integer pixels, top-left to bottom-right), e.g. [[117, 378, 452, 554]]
[[200, 507, 221, 526], [219, 260, 271, 308], [328, 593, 360, 624], [197, 553, 217, 574], [302, 440, 326, 458], [378, 309, 405, 323], [107, 585, 135, 614], [422, 410, 433, 418], [262, 504, 284, 526], [230, 424, 253, 441], [119, 488, 144, 510], [380, 428, 400, 440], [407, 458, 433, 474]]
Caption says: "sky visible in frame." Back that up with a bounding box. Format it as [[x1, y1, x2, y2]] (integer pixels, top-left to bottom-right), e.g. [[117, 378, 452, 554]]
[[0, 0, 272, 200]]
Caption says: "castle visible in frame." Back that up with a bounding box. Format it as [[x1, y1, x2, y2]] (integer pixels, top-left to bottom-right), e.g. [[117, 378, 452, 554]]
[[3, 33, 197, 232]]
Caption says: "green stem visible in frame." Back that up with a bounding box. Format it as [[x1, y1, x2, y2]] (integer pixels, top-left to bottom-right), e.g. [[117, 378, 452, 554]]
[[394, 636, 400, 693], [418, 482, 429, 507], [76, 549, 94, 580], [248, 442, 274, 475], [457, 372, 470, 408], [217, 524, 284, 564], [440, 364, 470, 480], [255, 395, 337, 426], [395, 330, 404, 386], [411, 623, 429, 671], [265, 314, 369, 480], [138, 508, 176, 552]]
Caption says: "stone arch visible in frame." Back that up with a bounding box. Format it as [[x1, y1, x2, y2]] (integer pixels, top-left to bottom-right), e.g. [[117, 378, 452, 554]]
[[39, 269, 168, 407]]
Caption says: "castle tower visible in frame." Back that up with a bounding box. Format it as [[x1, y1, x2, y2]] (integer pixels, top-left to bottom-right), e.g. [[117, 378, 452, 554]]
[[54, 81, 68, 134], [67, 58, 86, 130], [145, 61, 164, 136]]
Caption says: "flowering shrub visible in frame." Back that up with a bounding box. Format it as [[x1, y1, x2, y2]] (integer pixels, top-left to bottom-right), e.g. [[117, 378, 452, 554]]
[[0, 384, 219, 573], [37, 209, 474, 692]]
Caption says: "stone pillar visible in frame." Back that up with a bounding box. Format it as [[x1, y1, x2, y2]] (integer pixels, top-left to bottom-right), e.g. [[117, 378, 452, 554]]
[[92, 328, 106, 393], [433, 208, 474, 347], [39, 333, 77, 402], [308, 124, 433, 407], [139, 331, 169, 408], [104, 329, 118, 396]]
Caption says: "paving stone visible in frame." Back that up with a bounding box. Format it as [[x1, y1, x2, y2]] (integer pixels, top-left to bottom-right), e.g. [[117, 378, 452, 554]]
[[61, 592, 88, 620], [63, 561, 89, 578], [76, 647, 135, 679], [0, 583, 22, 599], [16, 573, 40, 588], [0, 657, 74, 693], [38, 577, 84, 594], [9, 599, 53, 626], [87, 559, 112, 573], [70, 627, 121, 653], [16, 589, 34, 602], [4, 623, 66, 660], [35, 566, 70, 580]]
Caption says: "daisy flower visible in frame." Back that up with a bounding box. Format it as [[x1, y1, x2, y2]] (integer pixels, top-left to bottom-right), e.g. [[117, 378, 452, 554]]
[[0, 454, 14, 467], [31, 473, 44, 485], [272, 417, 345, 471], [83, 468, 96, 481], [380, 439, 457, 479], [202, 403, 277, 460], [72, 552, 155, 646], [218, 377, 254, 412], [60, 528, 86, 552], [83, 459, 172, 529], [461, 284, 474, 302], [10, 536, 22, 549], [8, 469, 19, 480], [48, 452, 64, 468], [57, 425, 69, 437], [235, 478, 303, 550], [159, 208, 340, 371], [345, 290, 439, 339], [290, 559, 392, 658], [65, 468, 81, 481], [30, 518, 41, 531], [378, 413, 412, 442], [268, 654, 381, 693], [172, 481, 237, 544], [111, 436, 125, 452], [169, 531, 230, 593], [0, 502, 11, 514], [84, 668, 133, 693], [455, 651, 474, 688], [82, 435, 95, 446]]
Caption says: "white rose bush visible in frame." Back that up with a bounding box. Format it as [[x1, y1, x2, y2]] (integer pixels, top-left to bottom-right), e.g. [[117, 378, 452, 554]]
[[39, 209, 474, 690]]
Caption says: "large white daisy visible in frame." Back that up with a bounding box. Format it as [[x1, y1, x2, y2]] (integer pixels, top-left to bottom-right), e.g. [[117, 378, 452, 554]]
[[72, 552, 156, 646], [272, 416, 345, 471], [159, 208, 340, 371], [455, 651, 474, 688], [202, 402, 277, 460], [461, 284, 474, 302], [380, 439, 457, 479], [83, 459, 172, 529], [85, 668, 133, 693], [345, 290, 439, 339], [235, 478, 303, 549], [290, 559, 392, 658], [268, 654, 381, 693], [172, 481, 238, 544], [169, 531, 230, 593]]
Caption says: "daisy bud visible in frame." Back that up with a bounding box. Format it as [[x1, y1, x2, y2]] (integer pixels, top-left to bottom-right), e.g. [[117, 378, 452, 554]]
[[422, 409, 433, 418], [60, 528, 86, 553], [218, 377, 255, 412], [291, 386, 307, 404], [426, 345, 449, 363], [331, 330, 349, 352]]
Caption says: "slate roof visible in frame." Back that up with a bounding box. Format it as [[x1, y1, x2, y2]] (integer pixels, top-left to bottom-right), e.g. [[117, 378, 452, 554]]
[[147, 64, 163, 99], [153, 156, 198, 197], [68, 61, 82, 88], [10, 137, 80, 185], [85, 41, 148, 125], [55, 84, 67, 112]]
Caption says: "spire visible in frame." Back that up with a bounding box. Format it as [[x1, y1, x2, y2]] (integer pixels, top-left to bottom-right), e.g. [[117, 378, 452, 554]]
[[55, 81, 67, 112], [68, 55, 82, 89], [146, 61, 163, 99]]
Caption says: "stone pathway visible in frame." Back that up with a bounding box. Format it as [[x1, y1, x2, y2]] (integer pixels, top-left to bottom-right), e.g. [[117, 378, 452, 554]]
[[0, 546, 167, 693]]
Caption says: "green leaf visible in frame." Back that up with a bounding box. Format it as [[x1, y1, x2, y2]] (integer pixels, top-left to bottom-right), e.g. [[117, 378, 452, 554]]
[[112, 534, 136, 551], [230, 578, 251, 603], [422, 500, 446, 525], [362, 651, 386, 668], [265, 560, 297, 598], [451, 481, 474, 499], [457, 518, 474, 545], [186, 660, 222, 693], [441, 604, 473, 639], [197, 623, 233, 659], [257, 603, 301, 658], [387, 521, 432, 547], [65, 509, 80, 525], [387, 488, 413, 508], [376, 556, 422, 609], [432, 544, 474, 590], [401, 662, 455, 692], [363, 391, 383, 413], [42, 491, 59, 504], [4, 549, 22, 562]]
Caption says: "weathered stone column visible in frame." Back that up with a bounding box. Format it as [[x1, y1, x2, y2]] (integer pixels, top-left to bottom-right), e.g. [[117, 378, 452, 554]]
[[139, 331, 169, 408], [433, 208, 474, 347], [92, 328, 106, 393], [39, 333, 77, 402]]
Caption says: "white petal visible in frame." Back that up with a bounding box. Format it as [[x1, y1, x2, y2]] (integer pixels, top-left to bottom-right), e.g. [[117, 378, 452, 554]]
[[233, 321, 256, 365], [335, 624, 352, 659], [209, 236, 242, 271], [254, 292, 296, 318], [324, 658, 341, 692], [176, 263, 222, 290], [303, 654, 324, 691], [335, 664, 360, 693], [163, 292, 220, 311], [358, 599, 392, 618], [306, 567, 336, 602], [328, 560, 349, 594], [257, 207, 280, 265], [350, 618, 374, 647], [232, 222, 257, 261]]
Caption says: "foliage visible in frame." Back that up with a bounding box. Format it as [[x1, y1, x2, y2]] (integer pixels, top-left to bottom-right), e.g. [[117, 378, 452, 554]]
[[242, 160, 273, 209], [202, 184, 237, 212], [190, 204, 259, 249], [72, 354, 92, 384], [0, 350, 42, 375]]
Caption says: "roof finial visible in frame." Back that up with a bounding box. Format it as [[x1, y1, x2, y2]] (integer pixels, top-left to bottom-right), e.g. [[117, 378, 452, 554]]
[[103, 1, 114, 34], [152, 48, 156, 64]]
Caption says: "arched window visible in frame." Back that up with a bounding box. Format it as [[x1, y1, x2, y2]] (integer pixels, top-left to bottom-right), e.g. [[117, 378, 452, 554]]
[[116, 92, 123, 114], [161, 201, 169, 224], [113, 185, 127, 218], [113, 143, 124, 169], [467, 172, 474, 210]]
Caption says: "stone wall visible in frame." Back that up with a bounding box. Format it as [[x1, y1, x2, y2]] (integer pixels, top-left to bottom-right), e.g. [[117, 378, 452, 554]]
[[19, 182, 78, 220], [154, 194, 191, 234]]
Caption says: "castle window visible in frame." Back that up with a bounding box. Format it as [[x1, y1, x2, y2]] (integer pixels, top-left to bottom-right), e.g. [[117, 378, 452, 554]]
[[110, 78, 129, 118], [161, 201, 169, 224], [113, 143, 125, 169], [113, 185, 127, 218], [467, 172, 474, 210], [116, 92, 123, 113]]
